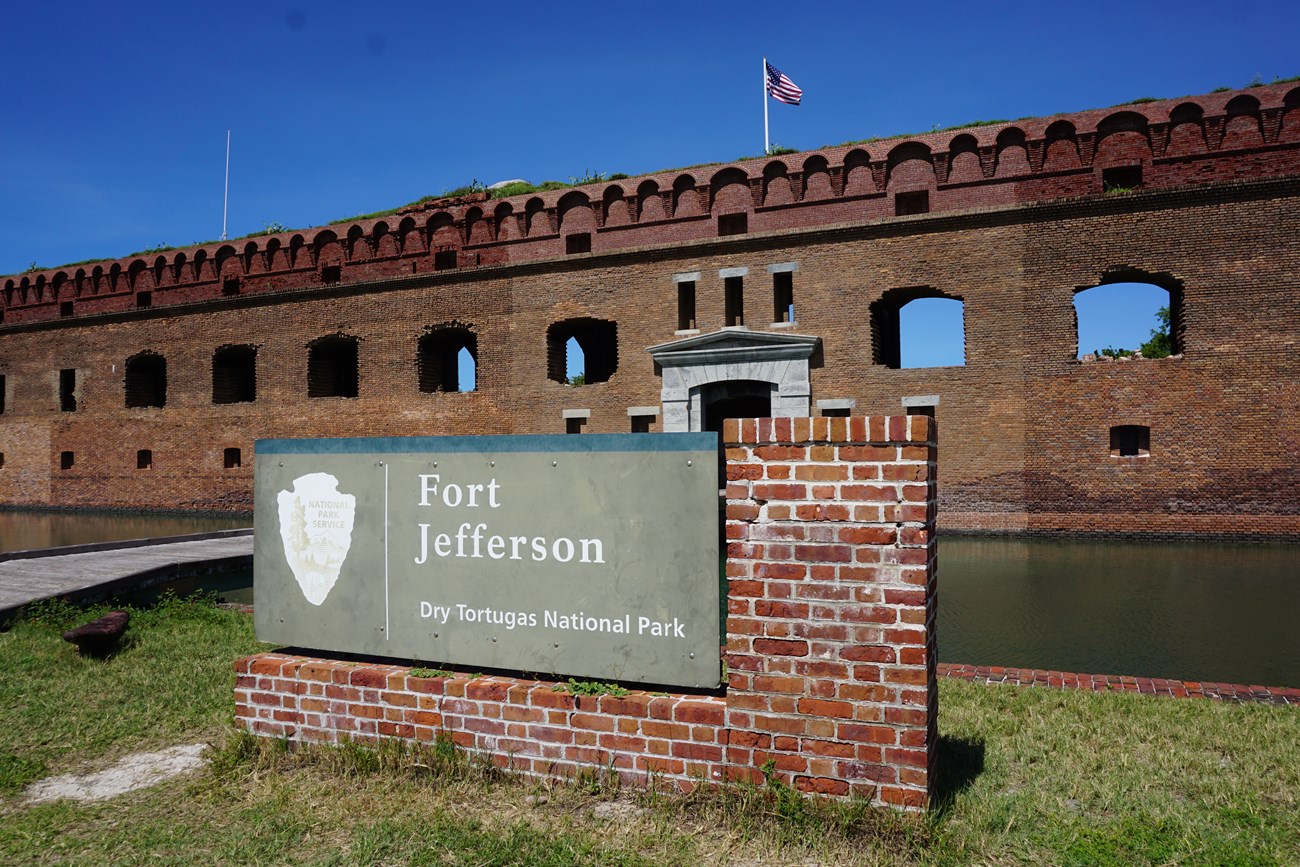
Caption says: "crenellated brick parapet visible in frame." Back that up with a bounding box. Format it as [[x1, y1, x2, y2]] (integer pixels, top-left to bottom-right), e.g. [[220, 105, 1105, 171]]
[[235, 416, 939, 809], [5, 82, 1299, 326]]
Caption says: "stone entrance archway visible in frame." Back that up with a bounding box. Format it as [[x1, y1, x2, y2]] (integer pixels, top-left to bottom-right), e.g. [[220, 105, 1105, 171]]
[[647, 329, 821, 433]]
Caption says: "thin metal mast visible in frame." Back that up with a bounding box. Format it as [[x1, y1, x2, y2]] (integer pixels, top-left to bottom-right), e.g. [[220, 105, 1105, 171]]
[[221, 130, 231, 241]]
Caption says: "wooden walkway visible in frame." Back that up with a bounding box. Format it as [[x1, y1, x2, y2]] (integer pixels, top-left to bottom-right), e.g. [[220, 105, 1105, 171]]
[[0, 530, 253, 616]]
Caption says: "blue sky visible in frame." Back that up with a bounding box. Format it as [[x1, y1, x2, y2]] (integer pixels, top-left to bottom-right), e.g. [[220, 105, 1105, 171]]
[[2, 1, 1295, 364]]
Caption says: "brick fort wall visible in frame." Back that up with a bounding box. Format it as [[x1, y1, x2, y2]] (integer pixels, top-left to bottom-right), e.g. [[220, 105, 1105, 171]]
[[1, 82, 1298, 538]]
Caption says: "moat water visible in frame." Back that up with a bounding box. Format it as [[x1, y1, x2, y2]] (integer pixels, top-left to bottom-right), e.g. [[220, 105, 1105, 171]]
[[1, 511, 1295, 687], [0, 510, 249, 553], [939, 536, 1299, 688]]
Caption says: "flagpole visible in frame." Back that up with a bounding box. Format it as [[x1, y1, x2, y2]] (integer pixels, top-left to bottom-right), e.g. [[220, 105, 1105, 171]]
[[762, 57, 770, 155], [221, 129, 230, 241]]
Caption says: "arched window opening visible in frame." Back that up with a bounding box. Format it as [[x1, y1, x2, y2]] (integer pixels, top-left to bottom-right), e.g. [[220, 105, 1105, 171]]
[[212, 345, 257, 404], [124, 352, 167, 408], [547, 318, 617, 385], [1110, 425, 1150, 458], [418, 327, 477, 393], [1073, 279, 1181, 360], [307, 335, 359, 398], [871, 288, 965, 369]]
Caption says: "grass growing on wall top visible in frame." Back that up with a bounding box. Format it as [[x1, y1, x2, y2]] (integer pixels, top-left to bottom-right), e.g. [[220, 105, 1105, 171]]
[[1, 598, 1298, 865]]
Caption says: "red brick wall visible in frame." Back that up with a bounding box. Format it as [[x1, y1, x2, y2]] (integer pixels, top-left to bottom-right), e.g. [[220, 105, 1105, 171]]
[[235, 416, 938, 809], [722, 415, 937, 805], [2, 83, 1298, 539]]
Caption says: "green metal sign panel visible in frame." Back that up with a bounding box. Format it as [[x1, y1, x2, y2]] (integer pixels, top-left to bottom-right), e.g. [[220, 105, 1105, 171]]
[[253, 434, 721, 688]]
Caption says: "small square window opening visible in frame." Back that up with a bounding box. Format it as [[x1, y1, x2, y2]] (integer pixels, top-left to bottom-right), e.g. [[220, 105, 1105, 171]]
[[1102, 165, 1143, 192], [718, 213, 748, 236], [1109, 425, 1150, 457], [895, 191, 929, 216]]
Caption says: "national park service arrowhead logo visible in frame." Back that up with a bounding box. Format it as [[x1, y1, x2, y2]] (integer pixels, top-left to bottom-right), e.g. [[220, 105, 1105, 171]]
[[276, 472, 356, 606]]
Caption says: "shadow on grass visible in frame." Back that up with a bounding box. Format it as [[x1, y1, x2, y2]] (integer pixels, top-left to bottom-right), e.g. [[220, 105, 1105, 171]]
[[931, 735, 985, 817]]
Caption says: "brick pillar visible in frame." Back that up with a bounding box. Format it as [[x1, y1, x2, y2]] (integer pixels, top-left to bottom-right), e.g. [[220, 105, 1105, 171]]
[[723, 416, 937, 809]]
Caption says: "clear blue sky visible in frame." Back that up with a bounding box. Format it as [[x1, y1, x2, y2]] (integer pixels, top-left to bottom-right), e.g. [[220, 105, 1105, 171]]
[[2, 1, 1295, 362]]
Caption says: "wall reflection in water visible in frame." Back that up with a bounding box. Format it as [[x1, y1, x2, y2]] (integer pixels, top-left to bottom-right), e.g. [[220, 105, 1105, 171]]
[[0, 511, 249, 554], [938, 536, 1299, 688]]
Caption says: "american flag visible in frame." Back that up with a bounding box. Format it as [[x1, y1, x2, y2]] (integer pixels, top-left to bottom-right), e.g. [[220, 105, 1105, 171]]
[[766, 61, 803, 106]]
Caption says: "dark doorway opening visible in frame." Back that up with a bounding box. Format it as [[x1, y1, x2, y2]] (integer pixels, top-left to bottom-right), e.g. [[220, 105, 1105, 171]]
[[702, 379, 773, 489], [703, 390, 772, 434]]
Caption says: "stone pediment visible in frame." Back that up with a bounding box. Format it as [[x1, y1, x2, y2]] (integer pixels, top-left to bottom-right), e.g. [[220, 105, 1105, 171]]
[[647, 328, 820, 368]]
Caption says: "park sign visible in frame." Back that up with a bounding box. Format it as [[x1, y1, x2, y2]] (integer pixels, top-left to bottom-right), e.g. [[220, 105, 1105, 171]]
[[253, 433, 721, 688]]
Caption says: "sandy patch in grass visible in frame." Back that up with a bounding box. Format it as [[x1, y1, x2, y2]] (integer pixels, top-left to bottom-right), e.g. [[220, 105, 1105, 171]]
[[25, 743, 206, 803]]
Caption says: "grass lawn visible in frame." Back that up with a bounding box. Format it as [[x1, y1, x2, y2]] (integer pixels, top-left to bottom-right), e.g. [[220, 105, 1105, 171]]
[[0, 597, 1296, 866]]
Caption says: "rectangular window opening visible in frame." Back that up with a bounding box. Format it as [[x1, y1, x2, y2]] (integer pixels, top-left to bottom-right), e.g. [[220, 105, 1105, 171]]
[[773, 272, 794, 324], [59, 369, 76, 412], [1110, 424, 1150, 458], [0, 453, 6, 469], [677, 281, 696, 330], [822, 407, 851, 418], [320, 265, 342, 284], [135, 291, 152, 309], [59, 451, 74, 470], [718, 213, 748, 236], [906, 405, 936, 418], [136, 449, 153, 470], [565, 234, 591, 255], [565, 417, 586, 435], [630, 415, 652, 433], [433, 250, 458, 271], [224, 447, 242, 469], [1102, 165, 1143, 192], [59, 301, 74, 318], [895, 190, 929, 216], [222, 278, 241, 296], [1, 374, 8, 415], [725, 276, 744, 327]]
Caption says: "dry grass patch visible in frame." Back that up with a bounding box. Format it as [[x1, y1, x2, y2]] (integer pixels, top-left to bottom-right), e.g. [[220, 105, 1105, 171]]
[[2, 596, 1297, 865]]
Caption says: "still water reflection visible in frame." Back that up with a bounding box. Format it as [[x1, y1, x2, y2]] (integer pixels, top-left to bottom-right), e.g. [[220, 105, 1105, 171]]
[[0, 510, 249, 554], [2, 511, 1295, 686], [938, 536, 1299, 688]]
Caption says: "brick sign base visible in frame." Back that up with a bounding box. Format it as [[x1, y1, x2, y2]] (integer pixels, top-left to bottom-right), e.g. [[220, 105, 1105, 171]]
[[236, 415, 938, 809]]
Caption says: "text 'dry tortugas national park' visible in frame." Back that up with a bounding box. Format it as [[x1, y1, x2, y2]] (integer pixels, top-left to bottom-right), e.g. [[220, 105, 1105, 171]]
[[2, 82, 1298, 539]]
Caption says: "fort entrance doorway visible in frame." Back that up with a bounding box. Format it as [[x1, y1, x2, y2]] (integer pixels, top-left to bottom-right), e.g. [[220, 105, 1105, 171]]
[[701, 380, 772, 434], [702, 379, 773, 489], [647, 329, 819, 434]]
